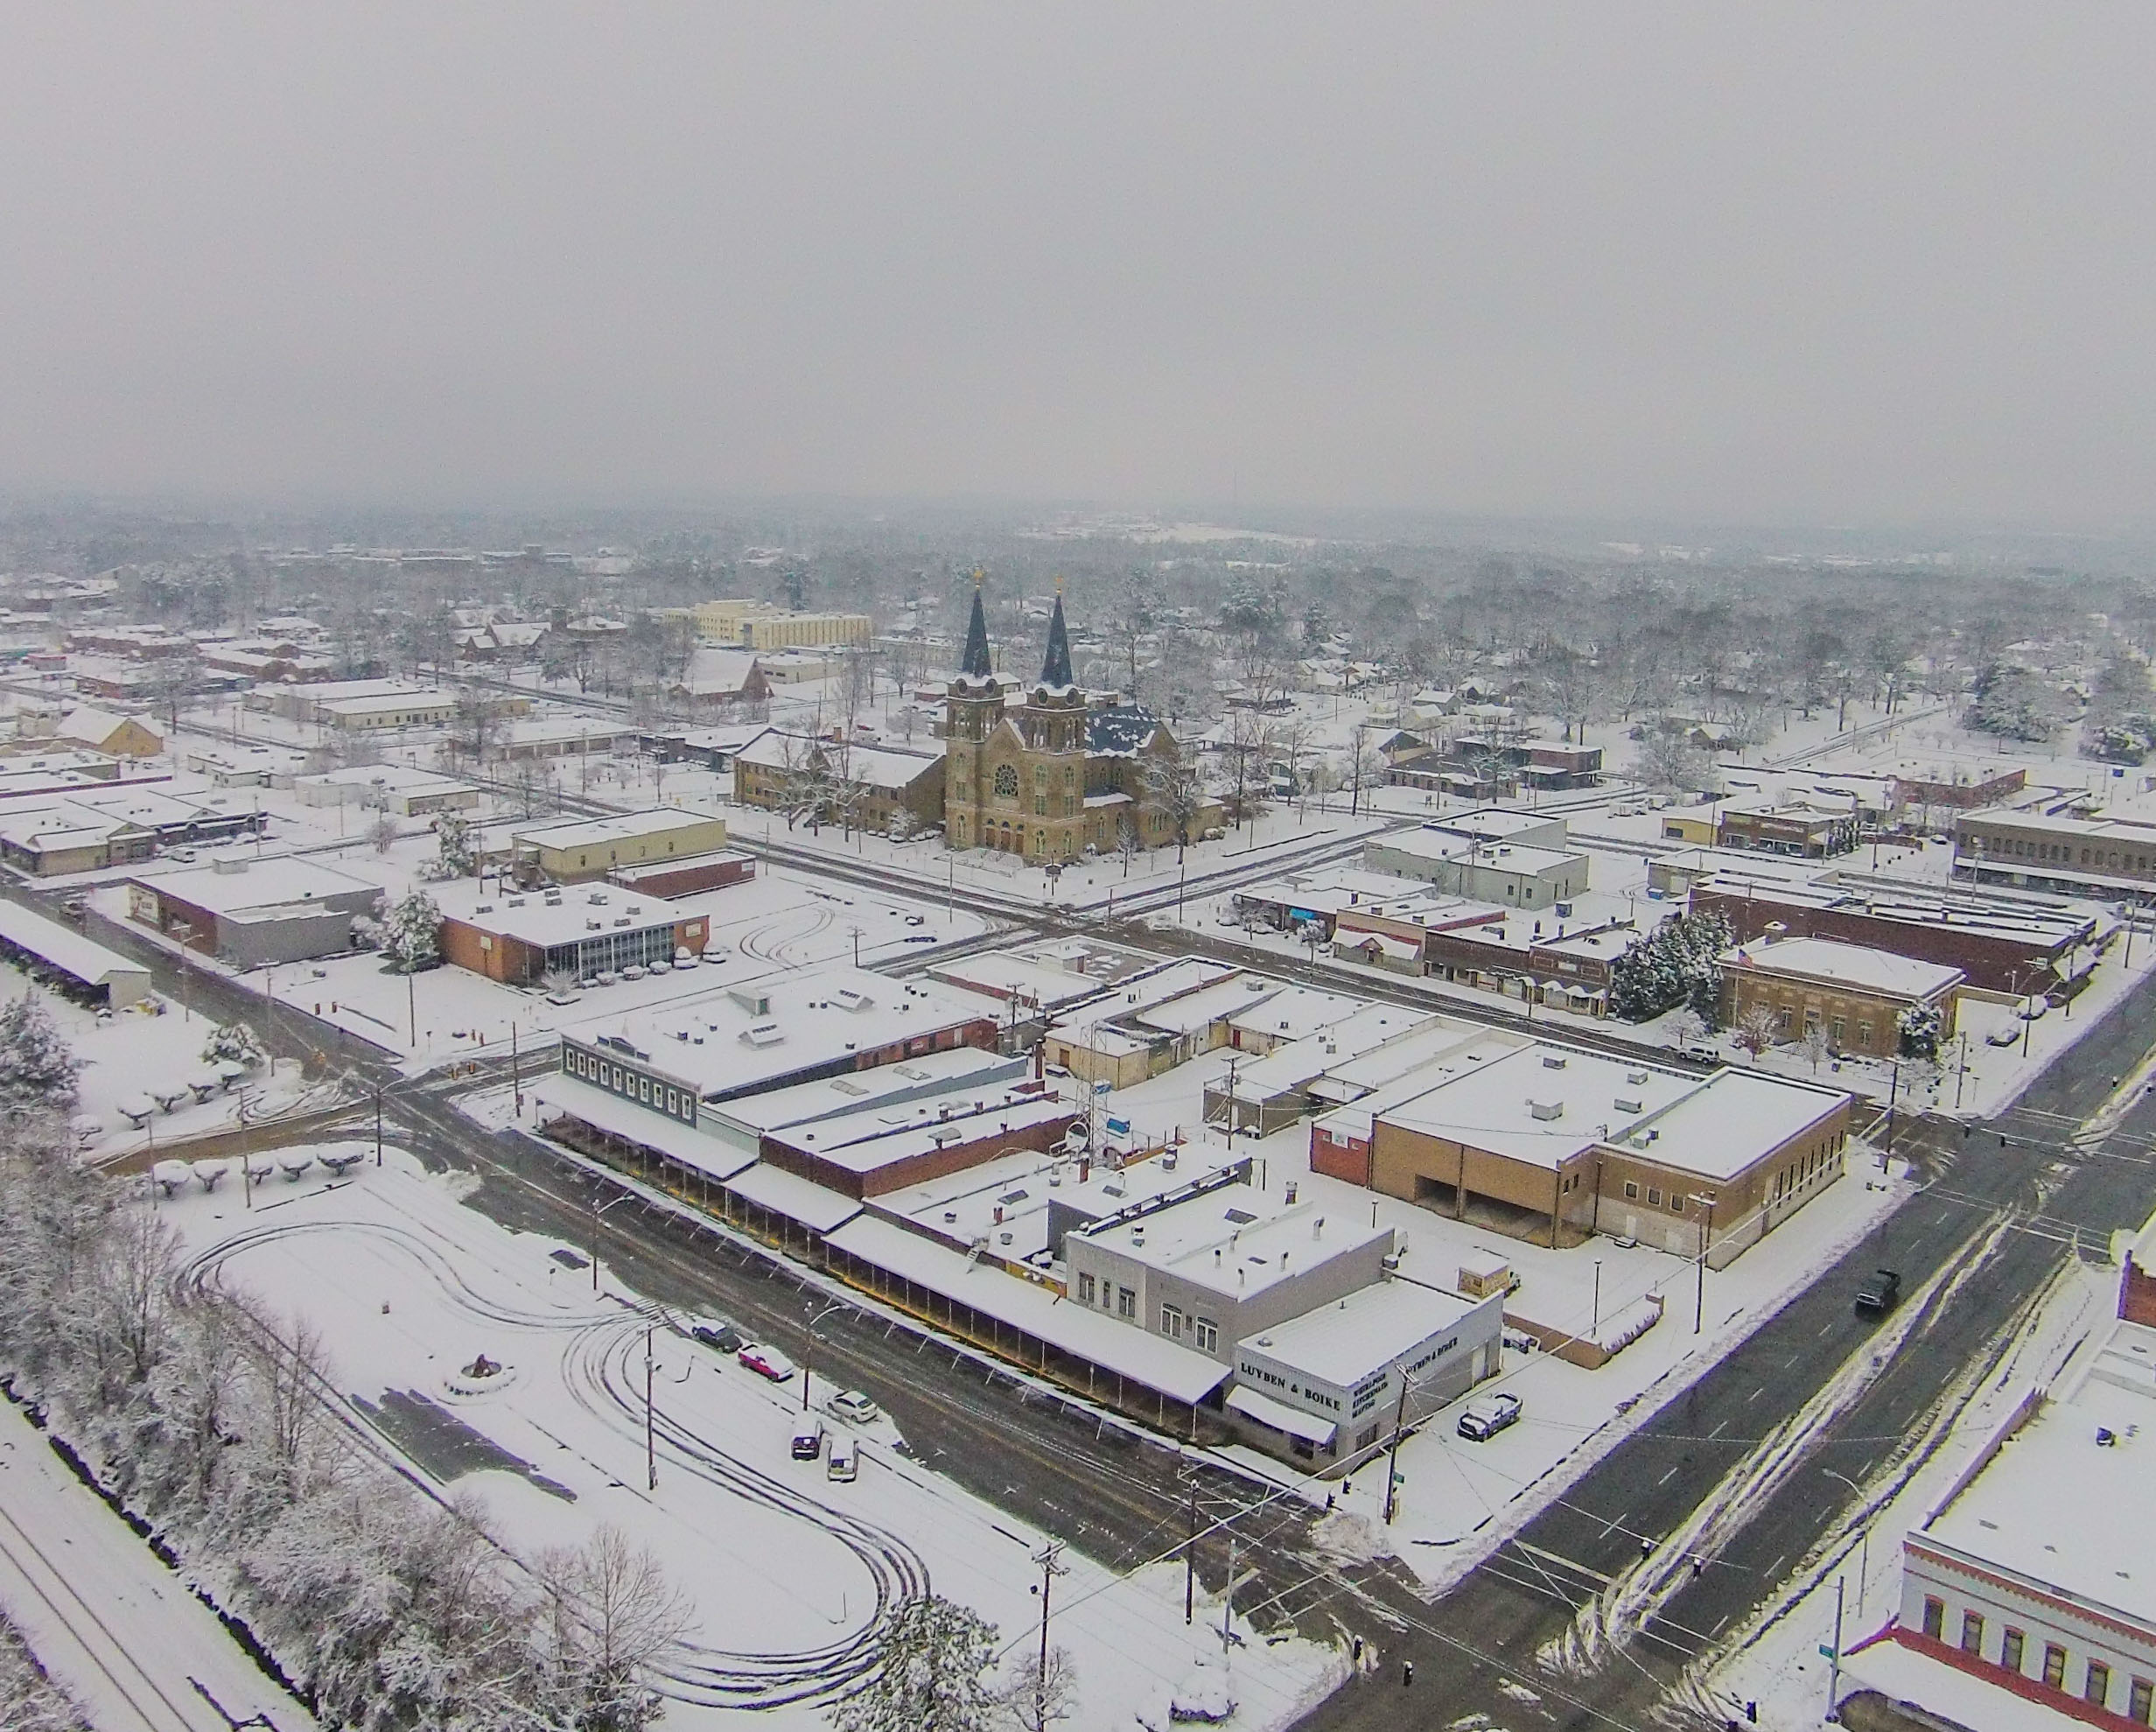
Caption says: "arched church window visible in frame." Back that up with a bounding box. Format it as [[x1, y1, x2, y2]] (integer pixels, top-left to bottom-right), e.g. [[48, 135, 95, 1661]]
[[993, 764, 1019, 798]]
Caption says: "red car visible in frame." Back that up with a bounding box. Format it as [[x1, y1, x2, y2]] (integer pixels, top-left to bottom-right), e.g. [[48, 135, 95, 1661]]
[[737, 1343, 797, 1382]]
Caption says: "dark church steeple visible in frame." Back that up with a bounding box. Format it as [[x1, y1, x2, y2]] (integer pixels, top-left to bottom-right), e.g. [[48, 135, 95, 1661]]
[[1038, 586, 1074, 691], [960, 575, 992, 680]]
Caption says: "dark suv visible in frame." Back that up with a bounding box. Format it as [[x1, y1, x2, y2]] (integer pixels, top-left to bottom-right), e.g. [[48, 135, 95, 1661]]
[[1854, 1269, 1900, 1315], [690, 1318, 744, 1353]]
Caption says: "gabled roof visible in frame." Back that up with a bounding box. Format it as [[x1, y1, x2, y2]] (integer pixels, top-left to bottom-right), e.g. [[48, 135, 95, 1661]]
[[1087, 704, 1161, 757]]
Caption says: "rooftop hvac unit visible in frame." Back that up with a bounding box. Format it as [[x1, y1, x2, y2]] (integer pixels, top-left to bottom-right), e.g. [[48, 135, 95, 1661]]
[[1625, 1069, 1649, 1085], [1528, 1097, 1564, 1122], [1542, 1055, 1568, 1069], [476, 904, 494, 915], [1614, 1096, 1643, 1114], [740, 1021, 785, 1048]]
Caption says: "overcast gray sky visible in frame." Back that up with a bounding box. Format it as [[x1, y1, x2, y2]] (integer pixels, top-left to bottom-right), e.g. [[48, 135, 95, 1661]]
[[1, 6, 2148, 526]]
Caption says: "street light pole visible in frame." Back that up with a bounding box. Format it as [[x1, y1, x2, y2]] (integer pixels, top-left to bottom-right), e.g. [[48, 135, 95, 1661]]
[[644, 1325, 657, 1490], [591, 1192, 630, 1291], [1692, 1194, 1717, 1334], [803, 1300, 846, 1412], [1382, 1370, 1412, 1525]]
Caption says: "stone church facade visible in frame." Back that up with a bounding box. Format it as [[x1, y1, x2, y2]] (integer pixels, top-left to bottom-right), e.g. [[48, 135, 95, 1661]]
[[943, 588, 1211, 861]]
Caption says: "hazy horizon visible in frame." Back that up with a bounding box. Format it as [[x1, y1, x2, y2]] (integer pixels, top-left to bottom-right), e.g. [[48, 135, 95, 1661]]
[[4, 7, 2150, 529]]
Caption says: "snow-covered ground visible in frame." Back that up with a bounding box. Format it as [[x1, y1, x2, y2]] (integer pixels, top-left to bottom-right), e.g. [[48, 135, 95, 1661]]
[[150, 1147, 1344, 1732], [0, 957, 312, 1157], [89, 861, 996, 1075]]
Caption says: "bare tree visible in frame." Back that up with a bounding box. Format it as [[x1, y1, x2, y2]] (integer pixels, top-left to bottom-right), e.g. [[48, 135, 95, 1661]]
[[536, 1526, 693, 1731], [1731, 1003, 1783, 1058], [1138, 750, 1208, 861]]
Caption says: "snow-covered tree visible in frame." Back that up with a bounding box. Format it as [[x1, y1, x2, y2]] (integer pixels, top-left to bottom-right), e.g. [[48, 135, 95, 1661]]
[[0, 992, 80, 1116], [1608, 911, 1731, 1025], [536, 1526, 691, 1731], [1731, 1003, 1782, 1058], [1898, 1002, 1942, 1061], [996, 1644, 1077, 1732], [1138, 750, 1208, 861], [431, 810, 477, 879], [366, 811, 400, 855], [835, 1595, 999, 1732], [0, 1609, 89, 1732], [200, 1020, 262, 1068], [382, 891, 441, 973]]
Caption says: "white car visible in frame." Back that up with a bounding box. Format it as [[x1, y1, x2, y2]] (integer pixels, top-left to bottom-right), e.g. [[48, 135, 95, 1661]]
[[826, 1389, 880, 1425], [1457, 1392, 1522, 1441]]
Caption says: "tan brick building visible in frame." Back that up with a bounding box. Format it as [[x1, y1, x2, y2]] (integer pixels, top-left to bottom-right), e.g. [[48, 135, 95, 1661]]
[[1718, 935, 1962, 1057]]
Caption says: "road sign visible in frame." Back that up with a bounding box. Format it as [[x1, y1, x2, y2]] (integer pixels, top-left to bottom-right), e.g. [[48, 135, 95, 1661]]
[[1817, 1644, 1838, 1660]]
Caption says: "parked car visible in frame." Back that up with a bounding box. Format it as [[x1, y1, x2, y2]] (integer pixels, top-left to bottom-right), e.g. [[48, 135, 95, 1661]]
[[1855, 1269, 1901, 1315], [826, 1434, 858, 1481], [167, 846, 199, 863], [902, 914, 926, 927], [826, 1389, 880, 1425], [738, 1343, 796, 1381], [1986, 1023, 2021, 1047], [1457, 1392, 1523, 1441], [690, 1318, 743, 1354], [790, 1419, 825, 1461]]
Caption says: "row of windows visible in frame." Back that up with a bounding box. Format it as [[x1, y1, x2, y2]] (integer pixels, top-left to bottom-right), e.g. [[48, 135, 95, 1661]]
[[564, 1047, 698, 1124], [1921, 1596, 2152, 1720], [1773, 1138, 1841, 1201], [1071, 1274, 1218, 1350], [1982, 833, 2155, 876]]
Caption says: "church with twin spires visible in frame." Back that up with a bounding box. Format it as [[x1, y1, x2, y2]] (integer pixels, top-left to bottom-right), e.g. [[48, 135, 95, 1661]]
[[943, 585, 1214, 861]]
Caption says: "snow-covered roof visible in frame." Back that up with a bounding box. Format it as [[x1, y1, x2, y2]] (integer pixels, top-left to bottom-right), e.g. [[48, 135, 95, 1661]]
[[0, 899, 150, 992], [1218, 1006, 1437, 1104], [513, 806, 724, 851], [1241, 1277, 1490, 1392], [1085, 704, 1162, 758], [822, 1215, 1232, 1405], [563, 968, 998, 1104], [1840, 1633, 2087, 1732], [724, 1161, 865, 1235], [673, 648, 763, 693], [144, 857, 382, 915], [1075, 1187, 1391, 1305], [701, 1049, 1028, 1147], [530, 1079, 756, 1184], [776, 1089, 1074, 1177], [1618, 1069, 1848, 1182], [1224, 1384, 1336, 1445], [432, 880, 690, 949], [1721, 936, 1963, 999]]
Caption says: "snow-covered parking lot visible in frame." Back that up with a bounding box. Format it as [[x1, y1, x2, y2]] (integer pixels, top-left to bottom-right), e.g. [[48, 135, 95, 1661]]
[[151, 1147, 1342, 1731]]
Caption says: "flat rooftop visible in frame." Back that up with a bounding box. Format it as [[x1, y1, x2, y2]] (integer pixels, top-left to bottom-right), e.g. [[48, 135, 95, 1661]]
[[1243, 1275, 1487, 1389], [1922, 1319, 2156, 1635], [1371, 831, 1584, 873], [143, 857, 381, 915], [1076, 1185, 1392, 1304], [776, 1087, 1072, 1176], [704, 1048, 1026, 1141], [1722, 936, 1963, 999], [432, 880, 687, 948], [566, 967, 997, 1102], [1612, 1069, 1848, 1182], [1381, 1044, 1702, 1169], [514, 806, 724, 850]]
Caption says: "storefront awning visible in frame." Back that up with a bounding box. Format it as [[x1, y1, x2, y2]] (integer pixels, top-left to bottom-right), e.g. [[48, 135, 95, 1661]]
[[1225, 1384, 1338, 1446]]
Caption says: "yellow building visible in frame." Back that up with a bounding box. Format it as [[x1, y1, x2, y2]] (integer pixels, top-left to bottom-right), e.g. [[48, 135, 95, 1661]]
[[742, 612, 874, 651], [691, 598, 780, 642], [508, 807, 729, 883], [942, 589, 1214, 862]]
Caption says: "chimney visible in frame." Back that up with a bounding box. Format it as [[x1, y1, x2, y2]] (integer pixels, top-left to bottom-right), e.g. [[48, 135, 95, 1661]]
[[1312, 1216, 1325, 1240], [1284, 1181, 1299, 1204]]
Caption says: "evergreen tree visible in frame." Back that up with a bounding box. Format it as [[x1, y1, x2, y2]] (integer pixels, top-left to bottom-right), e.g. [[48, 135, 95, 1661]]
[[834, 1595, 999, 1732], [0, 992, 80, 1115], [382, 891, 442, 973]]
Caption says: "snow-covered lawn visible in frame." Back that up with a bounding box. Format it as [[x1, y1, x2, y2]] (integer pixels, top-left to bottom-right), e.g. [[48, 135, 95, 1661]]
[[151, 1149, 1343, 1732]]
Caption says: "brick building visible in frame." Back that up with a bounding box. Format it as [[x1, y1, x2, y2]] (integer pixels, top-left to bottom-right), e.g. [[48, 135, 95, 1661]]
[[1718, 936, 1963, 1057]]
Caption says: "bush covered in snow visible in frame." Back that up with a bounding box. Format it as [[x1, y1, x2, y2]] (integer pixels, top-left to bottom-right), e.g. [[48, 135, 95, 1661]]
[[1898, 1002, 1942, 1060], [200, 1020, 264, 1069], [0, 1114, 688, 1731]]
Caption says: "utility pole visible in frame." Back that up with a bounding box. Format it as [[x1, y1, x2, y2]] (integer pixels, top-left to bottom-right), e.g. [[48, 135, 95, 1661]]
[[1220, 1533, 1237, 1661], [1382, 1369, 1412, 1524], [239, 1087, 252, 1210], [645, 1326, 657, 1490], [1184, 1470, 1199, 1623], [374, 1082, 383, 1166], [1032, 1540, 1068, 1732], [510, 1020, 521, 1116], [1825, 1573, 1845, 1721], [1693, 1194, 1716, 1334]]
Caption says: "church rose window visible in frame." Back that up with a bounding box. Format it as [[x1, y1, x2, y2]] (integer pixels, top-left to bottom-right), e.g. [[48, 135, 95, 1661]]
[[994, 764, 1019, 797]]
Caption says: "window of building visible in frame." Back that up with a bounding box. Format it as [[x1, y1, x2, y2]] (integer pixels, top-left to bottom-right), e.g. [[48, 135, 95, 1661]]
[[994, 764, 1018, 798], [1194, 1317, 1218, 1352], [1116, 1287, 1136, 1319], [1670, 1193, 1686, 1215], [1161, 1303, 1184, 1338], [2129, 1676, 2152, 1724], [2001, 1628, 2025, 1674], [1648, 1187, 1662, 1207], [1623, 1181, 1639, 1200], [1921, 1597, 1945, 1640], [1077, 1273, 1096, 1305], [1959, 1610, 1983, 1654], [1034, 796, 1046, 816], [2088, 1661, 2111, 1707], [2043, 1644, 2068, 1689]]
